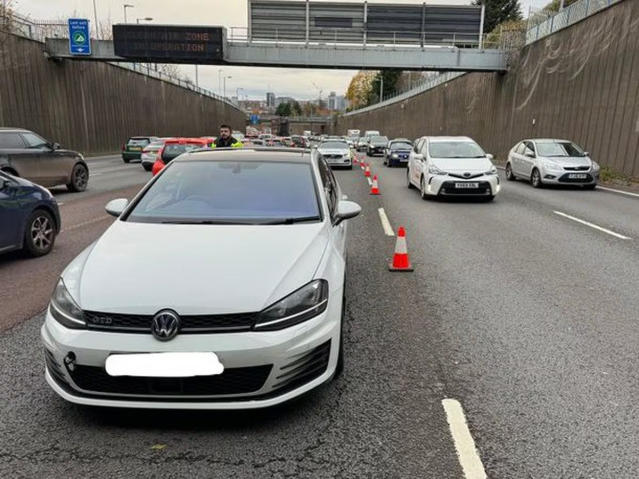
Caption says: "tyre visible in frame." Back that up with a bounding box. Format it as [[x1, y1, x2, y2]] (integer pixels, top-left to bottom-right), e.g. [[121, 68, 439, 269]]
[[583, 183, 597, 190], [407, 169, 415, 189], [505, 163, 516, 181], [142, 163, 152, 172], [531, 168, 543, 188], [67, 163, 88, 192], [486, 195, 496, 202], [346, 165, 353, 170], [122, 156, 130, 163], [23, 209, 56, 257]]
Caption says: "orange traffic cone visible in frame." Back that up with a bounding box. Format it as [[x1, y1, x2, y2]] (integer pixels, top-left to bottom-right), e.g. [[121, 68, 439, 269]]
[[370, 175, 380, 195], [388, 226, 413, 272], [360, 160, 366, 171], [353, 156, 359, 165], [364, 164, 371, 177]]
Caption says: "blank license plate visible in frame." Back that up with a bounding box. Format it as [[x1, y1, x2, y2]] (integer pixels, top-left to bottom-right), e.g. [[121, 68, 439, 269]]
[[129, 147, 142, 151], [105, 352, 224, 377], [455, 182, 479, 189], [568, 173, 588, 179]]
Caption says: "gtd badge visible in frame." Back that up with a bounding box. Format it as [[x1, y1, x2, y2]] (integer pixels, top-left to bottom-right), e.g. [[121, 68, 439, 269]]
[[151, 310, 181, 341]]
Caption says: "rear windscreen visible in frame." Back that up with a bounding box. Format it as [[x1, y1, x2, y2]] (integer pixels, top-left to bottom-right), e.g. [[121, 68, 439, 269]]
[[128, 138, 150, 147]]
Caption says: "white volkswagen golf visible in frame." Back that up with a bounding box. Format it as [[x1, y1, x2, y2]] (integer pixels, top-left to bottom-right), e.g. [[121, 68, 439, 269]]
[[41, 148, 361, 409]]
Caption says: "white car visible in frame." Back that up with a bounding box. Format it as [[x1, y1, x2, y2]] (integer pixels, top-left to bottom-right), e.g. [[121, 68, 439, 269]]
[[140, 139, 168, 172], [41, 149, 361, 409], [314, 140, 352, 169], [505, 139, 599, 189], [407, 136, 500, 200]]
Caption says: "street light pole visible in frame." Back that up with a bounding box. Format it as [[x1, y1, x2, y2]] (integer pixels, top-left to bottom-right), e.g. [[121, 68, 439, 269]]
[[123, 4, 134, 23], [195, 65, 199, 87], [92, 0, 100, 39], [223, 76, 232, 99]]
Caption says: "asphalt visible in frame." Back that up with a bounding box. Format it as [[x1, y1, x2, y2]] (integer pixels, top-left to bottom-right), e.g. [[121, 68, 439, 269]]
[[1, 153, 639, 477]]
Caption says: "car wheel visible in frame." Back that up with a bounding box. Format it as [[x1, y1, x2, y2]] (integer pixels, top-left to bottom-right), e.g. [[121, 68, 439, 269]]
[[122, 157, 130, 163], [67, 163, 88, 192], [505, 163, 516, 181], [583, 183, 597, 190], [407, 169, 415, 189], [531, 168, 543, 188], [23, 209, 56, 257], [486, 195, 496, 202], [420, 176, 428, 200], [142, 163, 152, 172]]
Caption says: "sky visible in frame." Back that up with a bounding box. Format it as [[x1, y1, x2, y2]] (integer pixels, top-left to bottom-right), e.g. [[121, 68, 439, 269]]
[[12, 0, 548, 100]]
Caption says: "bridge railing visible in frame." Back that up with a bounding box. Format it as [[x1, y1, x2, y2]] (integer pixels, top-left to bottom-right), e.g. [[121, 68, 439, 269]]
[[526, 0, 623, 44]]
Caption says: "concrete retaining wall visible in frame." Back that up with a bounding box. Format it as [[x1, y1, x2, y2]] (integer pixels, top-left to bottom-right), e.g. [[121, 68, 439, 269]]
[[334, 0, 639, 177], [0, 34, 246, 155]]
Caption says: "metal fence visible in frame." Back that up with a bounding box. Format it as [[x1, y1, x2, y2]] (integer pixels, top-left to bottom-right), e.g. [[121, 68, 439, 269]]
[[525, 0, 623, 44], [2, 12, 240, 111]]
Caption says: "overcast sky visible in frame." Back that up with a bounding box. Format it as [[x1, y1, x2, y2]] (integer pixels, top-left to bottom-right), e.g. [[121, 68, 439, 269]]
[[14, 0, 548, 100]]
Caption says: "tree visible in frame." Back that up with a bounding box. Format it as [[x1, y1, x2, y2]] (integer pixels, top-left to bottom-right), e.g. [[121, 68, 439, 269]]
[[275, 102, 292, 117], [473, 0, 522, 33], [345, 71, 376, 110], [542, 0, 579, 12], [366, 69, 402, 105], [291, 100, 302, 116]]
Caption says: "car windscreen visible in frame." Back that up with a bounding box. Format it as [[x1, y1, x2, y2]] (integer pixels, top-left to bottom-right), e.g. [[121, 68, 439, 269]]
[[390, 142, 412, 150], [536, 141, 585, 157], [126, 161, 321, 225], [370, 136, 388, 144], [162, 144, 204, 162], [320, 141, 348, 149], [428, 141, 485, 158], [128, 138, 150, 147]]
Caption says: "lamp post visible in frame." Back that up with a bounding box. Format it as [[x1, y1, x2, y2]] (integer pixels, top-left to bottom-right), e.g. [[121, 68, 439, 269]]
[[123, 4, 134, 23], [223, 75, 232, 99], [92, 0, 100, 39]]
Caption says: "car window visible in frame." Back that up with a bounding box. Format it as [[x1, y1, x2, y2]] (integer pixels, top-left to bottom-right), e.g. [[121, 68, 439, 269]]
[[320, 141, 348, 149], [0, 132, 26, 149], [370, 136, 388, 143], [128, 138, 150, 147], [21, 132, 49, 148], [536, 141, 585, 157], [390, 142, 412, 150], [414, 139, 423, 153], [128, 160, 321, 224], [515, 143, 526, 155], [428, 141, 485, 158], [524, 141, 536, 156], [317, 159, 337, 218]]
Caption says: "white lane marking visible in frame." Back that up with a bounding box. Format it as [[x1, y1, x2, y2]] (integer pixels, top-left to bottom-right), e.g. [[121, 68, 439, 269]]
[[367, 177, 372, 186], [553, 210, 631, 240], [61, 215, 111, 233], [596, 185, 639, 198], [377, 208, 395, 236], [442, 399, 487, 479]]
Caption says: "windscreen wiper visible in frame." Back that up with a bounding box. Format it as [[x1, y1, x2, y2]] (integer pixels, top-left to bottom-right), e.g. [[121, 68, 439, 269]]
[[160, 219, 255, 225], [261, 216, 321, 225]]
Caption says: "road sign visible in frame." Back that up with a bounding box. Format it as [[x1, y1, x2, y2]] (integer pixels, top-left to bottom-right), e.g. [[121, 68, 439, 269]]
[[68, 19, 91, 55], [250, 114, 260, 125]]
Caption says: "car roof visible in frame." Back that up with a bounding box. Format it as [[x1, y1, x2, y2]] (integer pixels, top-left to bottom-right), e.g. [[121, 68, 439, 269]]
[[525, 138, 572, 143], [0, 127, 29, 133], [390, 138, 411, 142], [175, 148, 313, 164], [425, 136, 475, 142]]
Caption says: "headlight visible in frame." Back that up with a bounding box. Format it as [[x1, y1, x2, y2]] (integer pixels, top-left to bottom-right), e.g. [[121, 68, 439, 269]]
[[428, 165, 447, 175], [392, 153, 399, 158], [50, 278, 85, 329], [484, 166, 498, 175], [542, 160, 562, 171], [254, 280, 328, 331], [591, 161, 600, 171]]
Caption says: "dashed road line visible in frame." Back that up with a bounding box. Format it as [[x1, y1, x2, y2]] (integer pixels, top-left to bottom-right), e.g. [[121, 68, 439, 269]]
[[553, 210, 631, 240], [377, 208, 395, 236], [442, 399, 487, 479], [61, 215, 111, 233]]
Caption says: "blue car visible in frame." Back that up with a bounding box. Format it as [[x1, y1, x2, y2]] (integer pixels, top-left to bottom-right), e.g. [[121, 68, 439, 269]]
[[0, 170, 61, 257], [384, 139, 413, 167]]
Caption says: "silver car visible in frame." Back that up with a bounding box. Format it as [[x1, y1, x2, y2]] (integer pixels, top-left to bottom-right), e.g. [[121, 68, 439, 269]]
[[140, 139, 169, 172], [506, 139, 600, 189], [314, 140, 352, 169]]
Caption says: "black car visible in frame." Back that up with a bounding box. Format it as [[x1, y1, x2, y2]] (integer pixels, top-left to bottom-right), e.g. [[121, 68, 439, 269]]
[[122, 136, 157, 163], [384, 139, 413, 167], [0, 170, 61, 257], [367, 136, 389, 156]]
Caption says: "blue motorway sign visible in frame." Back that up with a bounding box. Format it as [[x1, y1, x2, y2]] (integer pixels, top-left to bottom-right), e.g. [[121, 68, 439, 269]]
[[250, 114, 260, 125], [68, 19, 91, 55]]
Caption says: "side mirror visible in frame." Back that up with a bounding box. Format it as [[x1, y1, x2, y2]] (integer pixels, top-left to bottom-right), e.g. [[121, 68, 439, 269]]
[[525, 152, 535, 158], [334, 200, 361, 225], [50, 142, 60, 150], [583, 151, 590, 156], [414, 153, 424, 161], [105, 198, 129, 217], [486, 153, 494, 161]]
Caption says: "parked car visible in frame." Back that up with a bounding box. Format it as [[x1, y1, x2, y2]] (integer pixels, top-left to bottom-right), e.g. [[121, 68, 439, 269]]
[[0, 170, 61, 257], [367, 136, 389, 156], [152, 138, 210, 176], [384, 139, 413, 167], [41, 148, 361, 409], [141, 138, 171, 172], [315, 140, 352, 169], [122, 136, 157, 163], [0, 128, 88, 192], [505, 139, 600, 189], [407, 136, 499, 200]]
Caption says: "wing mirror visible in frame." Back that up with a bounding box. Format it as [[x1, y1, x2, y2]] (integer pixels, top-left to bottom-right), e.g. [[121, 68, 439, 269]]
[[486, 153, 494, 161], [583, 151, 590, 156], [525, 152, 535, 158], [414, 153, 424, 161], [334, 200, 361, 226], [49, 142, 60, 150], [105, 198, 129, 217]]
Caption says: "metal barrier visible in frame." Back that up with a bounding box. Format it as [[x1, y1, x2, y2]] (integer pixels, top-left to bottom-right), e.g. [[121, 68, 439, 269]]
[[525, 0, 622, 44]]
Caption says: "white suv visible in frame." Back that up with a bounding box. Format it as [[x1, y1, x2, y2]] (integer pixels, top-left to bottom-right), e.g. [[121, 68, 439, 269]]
[[407, 136, 500, 200]]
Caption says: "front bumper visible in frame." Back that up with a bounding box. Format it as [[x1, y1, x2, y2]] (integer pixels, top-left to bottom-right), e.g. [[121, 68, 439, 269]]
[[41, 299, 341, 409], [426, 174, 500, 197], [325, 157, 352, 167], [540, 168, 599, 185], [368, 147, 384, 156]]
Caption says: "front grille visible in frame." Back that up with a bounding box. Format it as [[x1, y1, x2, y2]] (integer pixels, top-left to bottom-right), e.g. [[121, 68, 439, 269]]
[[563, 166, 590, 171], [67, 363, 272, 397], [448, 172, 483, 179], [440, 181, 491, 195], [558, 173, 593, 183], [84, 310, 257, 334], [323, 154, 343, 160], [272, 340, 331, 394]]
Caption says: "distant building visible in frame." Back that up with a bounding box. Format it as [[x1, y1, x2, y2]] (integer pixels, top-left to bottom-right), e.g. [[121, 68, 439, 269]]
[[266, 92, 275, 107], [275, 96, 296, 107], [328, 91, 337, 110]]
